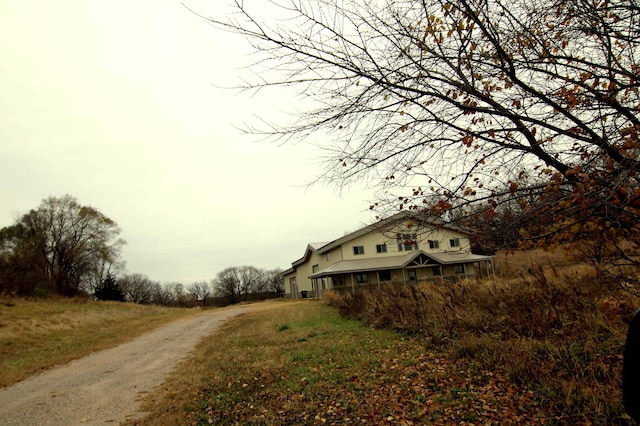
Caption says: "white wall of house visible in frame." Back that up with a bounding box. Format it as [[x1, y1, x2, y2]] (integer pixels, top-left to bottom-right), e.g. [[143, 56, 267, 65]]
[[339, 225, 470, 262], [282, 216, 475, 298]]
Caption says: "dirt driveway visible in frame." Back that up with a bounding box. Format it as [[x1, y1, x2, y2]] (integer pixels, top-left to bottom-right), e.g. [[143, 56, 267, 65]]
[[0, 302, 269, 425]]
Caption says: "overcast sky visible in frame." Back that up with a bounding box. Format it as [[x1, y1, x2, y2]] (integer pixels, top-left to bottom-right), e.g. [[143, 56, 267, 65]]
[[0, 0, 377, 284]]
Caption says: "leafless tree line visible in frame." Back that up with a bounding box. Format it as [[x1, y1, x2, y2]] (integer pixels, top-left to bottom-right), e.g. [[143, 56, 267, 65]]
[[96, 266, 285, 307], [0, 195, 285, 304]]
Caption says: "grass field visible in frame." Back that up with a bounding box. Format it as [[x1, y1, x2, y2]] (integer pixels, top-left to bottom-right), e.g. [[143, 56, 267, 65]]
[[125, 250, 636, 425], [128, 297, 632, 425], [3, 249, 637, 424], [0, 297, 195, 387], [129, 300, 489, 425]]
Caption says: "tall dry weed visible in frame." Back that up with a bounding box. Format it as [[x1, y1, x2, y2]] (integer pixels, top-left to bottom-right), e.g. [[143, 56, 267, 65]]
[[323, 261, 638, 423]]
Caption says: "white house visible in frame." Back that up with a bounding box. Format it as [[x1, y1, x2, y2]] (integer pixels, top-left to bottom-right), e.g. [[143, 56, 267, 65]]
[[282, 212, 494, 298]]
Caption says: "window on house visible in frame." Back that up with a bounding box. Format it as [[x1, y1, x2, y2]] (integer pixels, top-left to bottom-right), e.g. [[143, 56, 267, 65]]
[[325, 252, 330, 262], [353, 245, 365, 255], [379, 270, 391, 281], [376, 244, 387, 253], [450, 238, 461, 248], [397, 233, 418, 251], [432, 265, 442, 276], [312, 264, 319, 273], [429, 240, 439, 249], [408, 270, 417, 281], [356, 273, 368, 283], [453, 264, 465, 274]]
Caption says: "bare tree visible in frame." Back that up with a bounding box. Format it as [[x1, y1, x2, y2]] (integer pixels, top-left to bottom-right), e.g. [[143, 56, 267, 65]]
[[265, 268, 285, 297], [251, 269, 269, 296], [237, 265, 263, 298], [212, 265, 268, 303], [151, 282, 177, 306], [188, 281, 212, 306], [118, 273, 157, 304], [202, 0, 640, 284], [0, 195, 125, 296], [212, 267, 242, 305], [168, 282, 189, 306]]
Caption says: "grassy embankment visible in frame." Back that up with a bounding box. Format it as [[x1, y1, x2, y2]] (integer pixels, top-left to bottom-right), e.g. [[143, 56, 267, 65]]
[[0, 298, 196, 387], [128, 249, 636, 425]]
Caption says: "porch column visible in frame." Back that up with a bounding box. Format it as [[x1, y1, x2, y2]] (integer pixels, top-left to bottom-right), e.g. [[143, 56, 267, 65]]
[[350, 274, 355, 293], [490, 258, 495, 278]]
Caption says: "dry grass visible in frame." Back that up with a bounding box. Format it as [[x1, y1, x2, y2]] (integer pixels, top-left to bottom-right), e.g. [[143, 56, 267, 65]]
[[324, 252, 637, 423], [123, 251, 637, 424], [493, 247, 588, 278], [0, 297, 196, 387], [127, 301, 426, 425], [128, 301, 551, 425], [128, 285, 635, 425], [5, 249, 634, 423]]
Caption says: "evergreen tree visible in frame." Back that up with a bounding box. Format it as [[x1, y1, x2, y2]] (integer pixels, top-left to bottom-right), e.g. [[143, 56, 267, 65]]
[[94, 274, 124, 302]]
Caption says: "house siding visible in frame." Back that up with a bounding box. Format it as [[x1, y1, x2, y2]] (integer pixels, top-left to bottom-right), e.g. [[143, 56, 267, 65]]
[[337, 226, 470, 261], [282, 214, 487, 298]]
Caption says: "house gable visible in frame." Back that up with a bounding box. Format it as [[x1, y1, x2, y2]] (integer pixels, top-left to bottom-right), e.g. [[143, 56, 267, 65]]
[[407, 253, 433, 267], [282, 212, 492, 298]]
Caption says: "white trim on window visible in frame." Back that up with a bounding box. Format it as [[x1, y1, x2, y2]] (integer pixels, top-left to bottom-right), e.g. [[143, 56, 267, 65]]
[[376, 244, 387, 253]]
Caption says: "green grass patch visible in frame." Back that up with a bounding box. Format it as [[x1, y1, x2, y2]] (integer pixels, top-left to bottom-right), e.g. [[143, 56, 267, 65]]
[[129, 301, 591, 425]]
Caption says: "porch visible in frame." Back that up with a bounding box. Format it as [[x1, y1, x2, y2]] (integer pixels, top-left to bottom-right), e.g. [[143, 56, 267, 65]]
[[308, 250, 494, 298]]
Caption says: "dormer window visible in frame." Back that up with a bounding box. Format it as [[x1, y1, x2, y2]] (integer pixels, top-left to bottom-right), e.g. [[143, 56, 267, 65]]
[[397, 233, 418, 251], [428, 240, 439, 249], [450, 238, 461, 248], [376, 244, 387, 253], [353, 245, 365, 255]]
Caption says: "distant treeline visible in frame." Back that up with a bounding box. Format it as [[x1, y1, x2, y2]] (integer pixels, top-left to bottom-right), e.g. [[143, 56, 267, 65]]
[[0, 195, 283, 306], [95, 267, 284, 307]]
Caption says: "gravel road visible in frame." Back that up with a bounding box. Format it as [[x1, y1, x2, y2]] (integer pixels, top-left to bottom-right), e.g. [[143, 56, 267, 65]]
[[0, 304, 256, 425]]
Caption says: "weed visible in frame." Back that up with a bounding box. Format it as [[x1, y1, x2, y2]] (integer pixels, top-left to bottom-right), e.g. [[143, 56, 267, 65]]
[[322, 250, 636, 424]]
